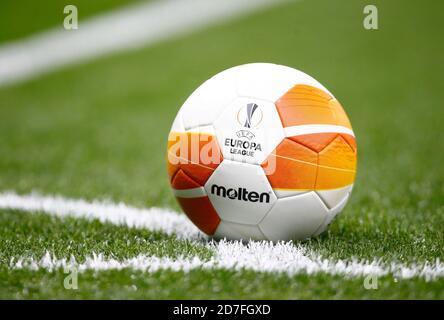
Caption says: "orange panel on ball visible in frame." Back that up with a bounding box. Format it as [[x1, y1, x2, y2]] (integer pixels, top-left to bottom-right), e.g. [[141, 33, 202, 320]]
[[171, 169, 201, 190], [176, 196, 221, 235], [341, 133, 357, 152], [290, 133, 338, 153], [275, 84, 352, 128], [290, 132, 356, 154], [167, 132, 223, 186], [315, 135, 357, 190], [261, 138, 317, 191]]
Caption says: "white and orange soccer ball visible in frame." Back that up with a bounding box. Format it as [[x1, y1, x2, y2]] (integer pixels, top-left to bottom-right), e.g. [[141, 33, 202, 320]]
[[167, 63, 357, 241]]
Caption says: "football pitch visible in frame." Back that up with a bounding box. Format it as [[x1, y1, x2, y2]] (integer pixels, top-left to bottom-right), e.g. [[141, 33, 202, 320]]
[[0, 0, 443, 299]]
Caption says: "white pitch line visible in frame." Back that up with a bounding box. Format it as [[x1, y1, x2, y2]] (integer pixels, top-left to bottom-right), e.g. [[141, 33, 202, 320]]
[[10, 242, 444, 281], [0, 191, 204, 240], [2, 191, 444, 280], [0, 0, 286, 86]]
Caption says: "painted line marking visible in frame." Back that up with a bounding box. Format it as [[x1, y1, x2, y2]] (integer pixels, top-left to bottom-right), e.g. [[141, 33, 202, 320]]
[[9, 243, 444, 281], [1, 191, 444, 280], [0, 191, 204, 240], [0, 0, 286, 86]]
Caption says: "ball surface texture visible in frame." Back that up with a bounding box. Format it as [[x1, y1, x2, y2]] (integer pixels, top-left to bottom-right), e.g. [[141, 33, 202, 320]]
[[167, 63, 357, 241]]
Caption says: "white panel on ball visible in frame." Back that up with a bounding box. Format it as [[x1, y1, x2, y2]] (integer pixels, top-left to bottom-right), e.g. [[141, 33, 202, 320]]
[[204, 160, 276, 225], [316, 184, 353, 209], [180, 68, 239, 130], [185, 124, 216, 135], [213, 220, 266, 241], [273, 189, 309, 199], [259, 192, 328, 241], [314, 192, 350, 236], [235, 63, 334, 102], [213, 97, 285, 164]]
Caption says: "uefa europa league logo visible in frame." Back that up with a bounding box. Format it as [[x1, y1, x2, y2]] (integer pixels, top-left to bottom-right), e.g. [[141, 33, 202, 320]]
[[237, 103, 263, 129]]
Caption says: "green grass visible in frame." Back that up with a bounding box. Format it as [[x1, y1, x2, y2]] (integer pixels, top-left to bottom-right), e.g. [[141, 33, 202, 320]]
[[0, 0, 443, 298], [0, 0, 141, 43], [1, 269, 443, 299], [0, 210, 213, 264]]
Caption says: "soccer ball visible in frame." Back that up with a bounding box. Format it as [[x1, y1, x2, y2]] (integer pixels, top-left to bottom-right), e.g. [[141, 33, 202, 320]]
[[167, 63, 357, 241]]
